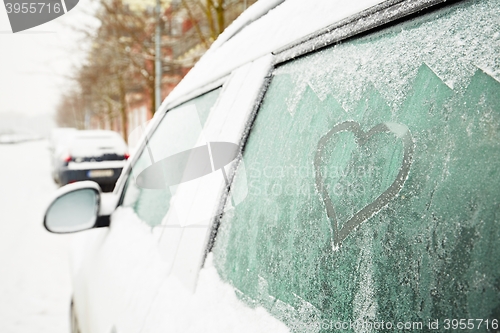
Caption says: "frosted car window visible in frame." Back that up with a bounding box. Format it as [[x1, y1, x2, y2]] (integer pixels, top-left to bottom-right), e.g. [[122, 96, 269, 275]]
[[213, 1, 500, 331], [122, 89, 220, 227]]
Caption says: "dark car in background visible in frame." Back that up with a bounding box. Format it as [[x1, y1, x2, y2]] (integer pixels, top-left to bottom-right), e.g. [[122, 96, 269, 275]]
[[57, 130, 128, 192]]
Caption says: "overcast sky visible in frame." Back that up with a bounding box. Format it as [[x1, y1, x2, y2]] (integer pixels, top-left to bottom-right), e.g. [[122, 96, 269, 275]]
[[0, 0, 98, 118]]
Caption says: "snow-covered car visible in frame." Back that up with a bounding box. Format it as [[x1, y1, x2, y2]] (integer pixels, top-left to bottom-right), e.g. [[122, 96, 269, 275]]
[[57, 130, 129, 192], [44, 0, 500, 332]]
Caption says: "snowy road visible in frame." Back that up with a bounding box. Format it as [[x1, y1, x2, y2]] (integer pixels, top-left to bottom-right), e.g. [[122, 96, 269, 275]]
[[0, 140, 71, 333]]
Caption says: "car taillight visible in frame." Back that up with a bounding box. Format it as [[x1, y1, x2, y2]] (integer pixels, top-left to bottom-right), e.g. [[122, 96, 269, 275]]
[[124, 153, 130, 160], [63, 155, 72, 163]]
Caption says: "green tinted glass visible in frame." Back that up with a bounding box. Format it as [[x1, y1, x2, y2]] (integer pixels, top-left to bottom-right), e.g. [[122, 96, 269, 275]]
[[122, 89, 221, 227], [213, 1, 500, 331]]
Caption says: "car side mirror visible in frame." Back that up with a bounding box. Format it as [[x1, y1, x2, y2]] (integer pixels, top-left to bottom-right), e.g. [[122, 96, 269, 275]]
[[44, 181, 110, 233]]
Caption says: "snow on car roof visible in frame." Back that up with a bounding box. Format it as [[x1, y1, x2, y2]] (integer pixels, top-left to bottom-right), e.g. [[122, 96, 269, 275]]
[[69, 130, 127, 157], [165, 0, 387, 106]]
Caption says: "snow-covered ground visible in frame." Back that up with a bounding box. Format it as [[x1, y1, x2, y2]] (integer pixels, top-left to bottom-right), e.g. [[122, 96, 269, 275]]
[[0, 140, 71, 333]]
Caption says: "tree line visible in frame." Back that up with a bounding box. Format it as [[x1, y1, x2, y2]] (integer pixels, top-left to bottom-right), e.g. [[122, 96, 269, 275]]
[[56, 0, 256, 141]]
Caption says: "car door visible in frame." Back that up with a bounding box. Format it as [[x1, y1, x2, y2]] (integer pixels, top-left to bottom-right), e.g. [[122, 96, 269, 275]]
[[71, 85, 223, 333], [136, 56, 296, 332], [207, 1, 500, 331]]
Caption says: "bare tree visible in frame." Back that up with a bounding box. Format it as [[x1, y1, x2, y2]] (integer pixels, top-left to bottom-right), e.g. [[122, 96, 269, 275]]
[[58, 0, 257, 140]]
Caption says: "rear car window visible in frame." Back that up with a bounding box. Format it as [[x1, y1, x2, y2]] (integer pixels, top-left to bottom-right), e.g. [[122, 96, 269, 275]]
[[212, 1, 500, 331], [122, 88, 221, 227], [69, 134, 127, 161]]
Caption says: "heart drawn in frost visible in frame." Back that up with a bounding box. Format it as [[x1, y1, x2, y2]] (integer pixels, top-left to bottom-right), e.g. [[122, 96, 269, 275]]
[[314, 121, 414, 249]]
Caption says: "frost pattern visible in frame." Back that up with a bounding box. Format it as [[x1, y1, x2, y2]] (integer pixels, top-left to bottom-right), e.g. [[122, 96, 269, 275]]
[[213, 1, 500, 332], [280, 0, 500, 115], [353, 228, 377, 333]]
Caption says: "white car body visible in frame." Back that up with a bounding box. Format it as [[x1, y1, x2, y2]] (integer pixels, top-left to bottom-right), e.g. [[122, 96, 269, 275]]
[[61, 0, 500, 332]]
